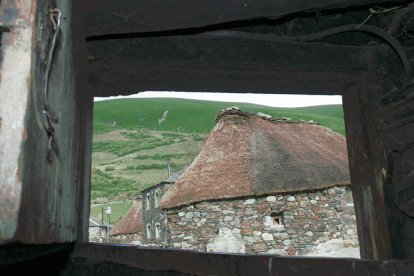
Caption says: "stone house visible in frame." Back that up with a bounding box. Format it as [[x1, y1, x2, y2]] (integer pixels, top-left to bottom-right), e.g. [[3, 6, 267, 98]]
[[141, 170, 185, 245], [89, 216, 112, 243], [159, 108, 359, 256]]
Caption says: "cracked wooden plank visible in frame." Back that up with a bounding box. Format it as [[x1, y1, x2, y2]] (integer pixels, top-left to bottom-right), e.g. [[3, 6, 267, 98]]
[[87, 33, 377, 97], [83, 0, 411, 37]]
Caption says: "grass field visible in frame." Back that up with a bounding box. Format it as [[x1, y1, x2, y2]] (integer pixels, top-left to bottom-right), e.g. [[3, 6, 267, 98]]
[[94, 98, 345, 135], [90, 98, 345, 221], [91, 128, 204, 203], [90, 200, 134, 224]]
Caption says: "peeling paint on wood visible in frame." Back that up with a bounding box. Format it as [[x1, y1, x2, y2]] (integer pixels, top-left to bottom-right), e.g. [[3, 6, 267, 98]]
[[0, 0, 91, 244], [0, 0, 36, 242]]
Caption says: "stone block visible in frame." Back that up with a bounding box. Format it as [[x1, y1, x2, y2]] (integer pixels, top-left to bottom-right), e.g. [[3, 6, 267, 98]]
[[243, 236, 256, 243], [286, 229, 296, 235], [224, 216, 233, 222], [206, 226, 245, 253], [273, 233, 289, 240], [267, 248, 286, 255], [253, 231, 262, 236], [287, 247, 297, 256], [266, 196, 276, 202], [261, 232, 273, 241], [252, 243, 268, 252], [244, 199, 256, 205], [245, 209, 255, 215], [241, 227, 253, 236], [305, 231, 314, 237], [263, 216, 273, 227], [223, 210, 235, 215]]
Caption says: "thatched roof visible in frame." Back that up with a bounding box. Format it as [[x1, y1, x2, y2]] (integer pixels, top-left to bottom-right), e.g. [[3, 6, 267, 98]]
[[160, 109, 350, 209], [110, 198, 142, 236]]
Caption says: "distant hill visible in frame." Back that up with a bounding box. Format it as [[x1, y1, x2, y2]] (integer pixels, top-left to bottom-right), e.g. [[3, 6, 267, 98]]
[[94, 98, 345, 135]]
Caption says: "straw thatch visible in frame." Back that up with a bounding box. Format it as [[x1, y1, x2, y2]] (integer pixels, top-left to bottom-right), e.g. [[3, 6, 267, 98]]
[[160, 109, 350, 209], [110, 197, 142, 236]]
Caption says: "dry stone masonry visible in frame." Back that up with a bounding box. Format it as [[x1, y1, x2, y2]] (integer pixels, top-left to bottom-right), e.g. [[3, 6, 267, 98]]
[[166, 186, 358, 255]]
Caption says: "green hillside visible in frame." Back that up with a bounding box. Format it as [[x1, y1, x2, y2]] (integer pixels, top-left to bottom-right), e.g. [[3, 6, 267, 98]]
[[93, 98, 345, 135]]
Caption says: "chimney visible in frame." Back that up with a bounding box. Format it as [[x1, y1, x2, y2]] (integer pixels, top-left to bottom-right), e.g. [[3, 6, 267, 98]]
[[167, 160, 171, 178]]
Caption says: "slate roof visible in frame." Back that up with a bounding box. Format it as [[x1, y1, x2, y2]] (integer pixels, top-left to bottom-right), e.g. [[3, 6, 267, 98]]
[[160, 109, 350, 209], [110, 197, 142, 236]]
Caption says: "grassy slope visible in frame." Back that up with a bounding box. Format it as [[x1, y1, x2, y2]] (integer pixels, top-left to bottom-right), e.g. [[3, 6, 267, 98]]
[[91, 130, 204, 200], [90, 200, 134, 224], [94, 98, 345, 135]]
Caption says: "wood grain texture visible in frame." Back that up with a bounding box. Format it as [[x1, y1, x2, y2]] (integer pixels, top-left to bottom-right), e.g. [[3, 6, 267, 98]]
[[343, 72, 414, 259], [87, 34, 376, 96], [7, 0, 91, 243], [83, 0, 410, 37], [64, 243, 414, 275], [343, 83, 393, 259]]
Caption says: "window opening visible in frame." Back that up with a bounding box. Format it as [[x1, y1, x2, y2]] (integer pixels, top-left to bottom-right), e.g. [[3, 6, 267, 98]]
[[89, 92, 358, 258], [155, 223, 160, 239], [271, 212, 283, 226], [146, 224, 151, 239], [146, 194, 150, 210], [154, 191, 159, 208]]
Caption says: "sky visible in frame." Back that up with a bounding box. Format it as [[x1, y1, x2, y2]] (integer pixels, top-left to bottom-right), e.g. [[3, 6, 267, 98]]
[[94, 91, 342, 108]]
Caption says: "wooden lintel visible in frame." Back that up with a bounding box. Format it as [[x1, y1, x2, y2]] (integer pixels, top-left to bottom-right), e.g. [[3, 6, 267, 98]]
[[65, 243, 414, 275], [87, 34, 378, 97], [83, 0, 409, 37]]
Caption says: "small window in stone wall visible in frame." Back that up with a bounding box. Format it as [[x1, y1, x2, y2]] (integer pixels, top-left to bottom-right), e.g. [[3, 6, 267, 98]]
[[154, 191, 159, 208], [155, 223, 160, 239], [146, 194, 150, 210], [146, 224, 151, 239], [271, 212, 283, 226]]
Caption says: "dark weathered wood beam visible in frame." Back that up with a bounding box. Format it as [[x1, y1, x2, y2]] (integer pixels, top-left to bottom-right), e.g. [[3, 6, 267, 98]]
[[0, 0, 91, 244], [83, 0, 410, 37], [343, 73, 414, 259], [87, 33, 384, 97], [343, 83, 393, 259], [64, 243, 414, 275]]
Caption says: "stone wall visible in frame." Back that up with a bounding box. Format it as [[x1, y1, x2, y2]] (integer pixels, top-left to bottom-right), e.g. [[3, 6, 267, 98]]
[[141, 182, 173, 245], [166, 186, 358, 255], [90, 228, 141, 245], [109, 233, 142, 245], [89, 226, 110, 243]]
